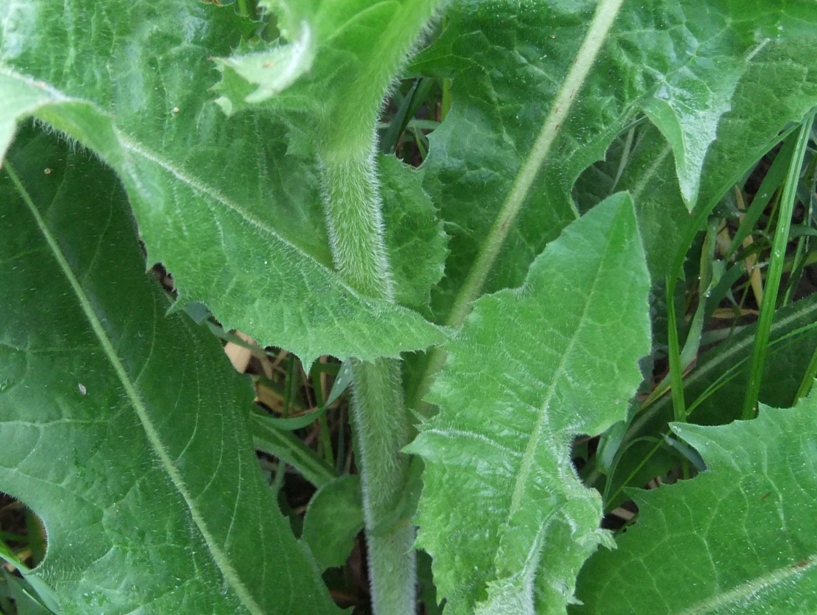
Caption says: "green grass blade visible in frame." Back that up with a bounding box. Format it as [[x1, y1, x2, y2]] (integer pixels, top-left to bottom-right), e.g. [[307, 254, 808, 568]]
[[742, 110, 816, 419]]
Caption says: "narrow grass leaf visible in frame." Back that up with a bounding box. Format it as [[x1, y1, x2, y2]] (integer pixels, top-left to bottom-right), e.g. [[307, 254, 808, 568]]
[[251, 417, 338, 489]]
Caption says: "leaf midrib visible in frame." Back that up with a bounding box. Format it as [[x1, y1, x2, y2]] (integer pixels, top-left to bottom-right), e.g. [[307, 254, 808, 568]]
[[675, 555, 817, 615], [508, 225, 618, 519], [5, 161, 266, 615]]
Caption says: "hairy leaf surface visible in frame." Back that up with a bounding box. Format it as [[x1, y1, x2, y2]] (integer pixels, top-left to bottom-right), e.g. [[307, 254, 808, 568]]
[[0, 126, 340, 615], [0, 0, 446, 366], [414, 0, 817, 322], [576, 28, 817, 281], [408, 194, 651, 614], [576, 392, 817, 614]]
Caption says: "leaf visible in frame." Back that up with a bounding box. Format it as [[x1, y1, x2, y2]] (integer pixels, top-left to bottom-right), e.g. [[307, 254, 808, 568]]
[[302, 476, 364, 571], [380, 155, 448, 315], [0, 545, 60, 614], [632, 292, 817, 437], [407, 194, 651, 614], [213, 23, 316, 108], [251, 415, 338, 488], [213, 0, 440, 143], [573, 122, 695, 282], [0, 0, 446, 367], [575, 392, 817, 614], [0, 126, 341, 615], [601, 294, 817, 509], [575, 27, 817, 281], [1, 571, 55, 615], [414, 0, 817, 322], [250, 357, 353, 431]]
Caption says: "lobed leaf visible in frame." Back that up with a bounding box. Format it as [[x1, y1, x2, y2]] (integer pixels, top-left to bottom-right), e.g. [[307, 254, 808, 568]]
[[589, 276, 817, 515], [0, 0, 446, 367], [575, 391, 817, 614], [407, 194, 651, 614], [576, 30, 817, 281], [0, 126, 341, 615], [414, 0, 817, 323]]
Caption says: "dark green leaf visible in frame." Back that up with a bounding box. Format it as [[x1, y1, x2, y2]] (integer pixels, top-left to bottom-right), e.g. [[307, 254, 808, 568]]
[[0, 126, 340, 615], [302, 476, 364, 571]]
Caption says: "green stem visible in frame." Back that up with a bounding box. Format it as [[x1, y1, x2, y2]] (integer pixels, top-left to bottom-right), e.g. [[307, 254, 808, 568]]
[[315, 3, 446, 611], [742, 111, 815, 420], [317, 12, 436, 606], [320, 143, 394, 300], [320, 142, 416, 614], [350, 358, 416, 615]]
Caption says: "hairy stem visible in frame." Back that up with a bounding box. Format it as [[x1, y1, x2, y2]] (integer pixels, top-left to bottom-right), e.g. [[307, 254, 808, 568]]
[[320, 143, 394, 300], [319, 142, 415, 615], [350, 358, 416, 615], [320, 144, 416, 614], [316, 2, 443, 610]]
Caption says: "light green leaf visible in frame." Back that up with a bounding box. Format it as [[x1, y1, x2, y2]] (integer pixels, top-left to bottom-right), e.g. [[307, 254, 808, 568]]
[[0, 0, 446, 367], [575, 392, 817, 614], [302, 475, 364, 571], [214, 0, 440, 148], [0, 126, 341, 615], [407, 194, 651, 614], [414, 0, 817, 324], [214, 23, 316, 109], [380, 155, 448, 315]]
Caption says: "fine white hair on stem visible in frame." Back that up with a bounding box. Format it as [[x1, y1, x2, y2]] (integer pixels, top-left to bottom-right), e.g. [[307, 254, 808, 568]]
[[319, 130, 395, 301]]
